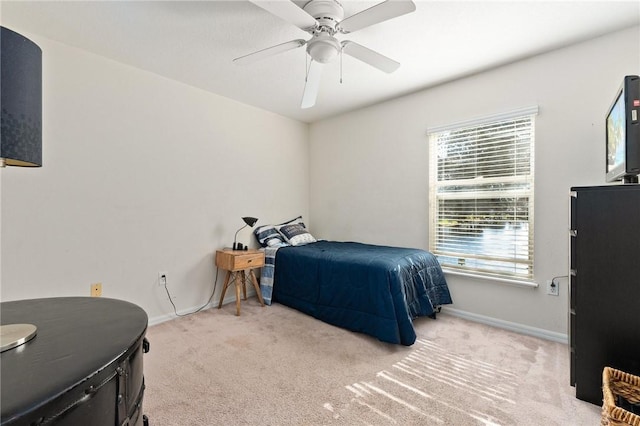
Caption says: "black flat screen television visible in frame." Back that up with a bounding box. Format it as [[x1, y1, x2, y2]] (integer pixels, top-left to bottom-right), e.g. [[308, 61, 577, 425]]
[[606, 75, 640, 184]]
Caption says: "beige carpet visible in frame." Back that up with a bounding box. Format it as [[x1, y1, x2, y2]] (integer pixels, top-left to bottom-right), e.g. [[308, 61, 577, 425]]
[[143, 298, 601, 425]]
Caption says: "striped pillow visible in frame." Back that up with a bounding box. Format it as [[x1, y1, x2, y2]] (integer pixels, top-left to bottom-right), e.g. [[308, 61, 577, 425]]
[[254, 225, 286, 247]]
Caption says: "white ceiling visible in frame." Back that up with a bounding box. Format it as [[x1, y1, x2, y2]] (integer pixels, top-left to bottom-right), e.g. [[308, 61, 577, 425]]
[[2, 1, 639, 123]]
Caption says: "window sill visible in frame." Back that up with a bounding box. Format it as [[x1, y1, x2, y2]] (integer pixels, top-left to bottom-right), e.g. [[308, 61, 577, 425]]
[[442, 268, 538, 289]]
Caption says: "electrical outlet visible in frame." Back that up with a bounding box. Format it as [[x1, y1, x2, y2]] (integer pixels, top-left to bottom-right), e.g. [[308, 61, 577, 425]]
[[158, 272, 167, 287], [91, 283, 102, 297], [547, 279, 559, 296]]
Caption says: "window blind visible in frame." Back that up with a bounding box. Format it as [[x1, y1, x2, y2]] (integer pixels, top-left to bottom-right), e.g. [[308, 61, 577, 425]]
[[428, 109, 536, 280]]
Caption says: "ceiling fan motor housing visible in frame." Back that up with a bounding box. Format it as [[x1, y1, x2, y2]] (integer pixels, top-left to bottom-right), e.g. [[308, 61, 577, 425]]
[[303, 0, 344, 31]]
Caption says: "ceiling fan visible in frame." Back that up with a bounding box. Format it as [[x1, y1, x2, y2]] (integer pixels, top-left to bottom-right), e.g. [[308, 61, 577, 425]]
[[234, 0, 416, 109]]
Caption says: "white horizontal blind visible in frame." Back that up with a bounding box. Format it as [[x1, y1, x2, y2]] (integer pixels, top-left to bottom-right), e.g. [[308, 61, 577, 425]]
[[428, 109, 536, 280]]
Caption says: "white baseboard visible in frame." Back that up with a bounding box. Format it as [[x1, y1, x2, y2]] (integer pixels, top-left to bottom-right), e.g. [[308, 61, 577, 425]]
[[149, 288, 256, 326], [149, 296, 568, 344], [442, 307, 568, 344]]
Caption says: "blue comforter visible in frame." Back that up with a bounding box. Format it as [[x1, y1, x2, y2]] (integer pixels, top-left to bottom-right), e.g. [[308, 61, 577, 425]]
[[271, 241, 452, 345]]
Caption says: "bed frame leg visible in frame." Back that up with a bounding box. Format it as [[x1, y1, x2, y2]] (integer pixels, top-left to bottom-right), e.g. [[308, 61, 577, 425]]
[[428, 306, 443, 320]]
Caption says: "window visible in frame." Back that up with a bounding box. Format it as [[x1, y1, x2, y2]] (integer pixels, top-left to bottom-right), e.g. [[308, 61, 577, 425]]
[[428, 106, 537, 281]]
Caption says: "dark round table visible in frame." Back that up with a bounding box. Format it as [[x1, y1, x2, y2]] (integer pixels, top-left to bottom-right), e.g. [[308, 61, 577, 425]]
[[1, 297, 149, 426]]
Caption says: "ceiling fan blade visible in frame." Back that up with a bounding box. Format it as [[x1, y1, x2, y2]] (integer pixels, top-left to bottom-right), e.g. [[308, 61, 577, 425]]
[[341, 41, 400, 73], [250, 0, 318, 31], [339, 0, 416, 34], [301, 60, 323, 109], [233, 39, 306, 65]]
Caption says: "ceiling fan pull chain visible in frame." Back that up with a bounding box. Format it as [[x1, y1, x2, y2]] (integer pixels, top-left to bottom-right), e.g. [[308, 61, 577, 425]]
[[339, 48, 343, 84]]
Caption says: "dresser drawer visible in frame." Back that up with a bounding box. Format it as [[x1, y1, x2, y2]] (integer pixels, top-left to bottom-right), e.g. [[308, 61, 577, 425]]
[[216, 250, 264, 271]]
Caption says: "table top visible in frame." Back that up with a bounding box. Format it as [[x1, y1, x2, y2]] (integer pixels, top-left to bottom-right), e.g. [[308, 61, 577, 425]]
[[0, 297, 148, 423], [218, 248, 263, 255]]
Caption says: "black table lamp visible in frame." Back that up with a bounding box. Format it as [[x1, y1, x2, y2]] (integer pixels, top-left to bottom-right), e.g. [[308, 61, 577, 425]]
[[233, 217, 258, 250], [0, 26, 43, 352]]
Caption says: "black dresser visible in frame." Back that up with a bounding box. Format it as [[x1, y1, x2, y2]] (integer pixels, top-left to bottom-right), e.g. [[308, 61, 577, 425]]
[[569, 185, 640, 405], [1, 297, 149, 425]]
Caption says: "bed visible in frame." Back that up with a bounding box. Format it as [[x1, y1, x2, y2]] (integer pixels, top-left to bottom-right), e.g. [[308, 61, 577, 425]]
[[259, 239, 452, 346]]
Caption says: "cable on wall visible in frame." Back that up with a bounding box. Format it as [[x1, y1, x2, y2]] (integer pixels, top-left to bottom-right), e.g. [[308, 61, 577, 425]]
[[163, 266, 220, 317]]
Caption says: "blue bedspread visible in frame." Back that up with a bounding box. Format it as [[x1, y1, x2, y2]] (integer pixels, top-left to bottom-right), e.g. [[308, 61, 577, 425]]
[[270, 241, 452, 346]]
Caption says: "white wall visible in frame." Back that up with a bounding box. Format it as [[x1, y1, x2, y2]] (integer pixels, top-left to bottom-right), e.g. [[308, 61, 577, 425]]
[[309, 26, 640, 337], [1, 32, 309, 323]]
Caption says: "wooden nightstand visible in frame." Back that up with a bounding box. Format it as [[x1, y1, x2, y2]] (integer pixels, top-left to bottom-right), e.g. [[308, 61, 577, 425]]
[[215, 249, 265, 316]]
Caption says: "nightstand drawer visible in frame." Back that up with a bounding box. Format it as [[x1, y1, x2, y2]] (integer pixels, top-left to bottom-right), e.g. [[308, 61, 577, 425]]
[[232, 252, 264, 270], [216, 250, 265, 271]]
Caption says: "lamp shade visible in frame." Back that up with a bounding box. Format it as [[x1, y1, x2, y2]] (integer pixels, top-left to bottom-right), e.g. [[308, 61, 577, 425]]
[[1, 26, 42, 167], [242, 217, 258, 227]]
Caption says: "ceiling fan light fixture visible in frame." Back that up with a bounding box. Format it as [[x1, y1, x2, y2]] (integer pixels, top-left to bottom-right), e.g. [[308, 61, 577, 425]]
[[306, 34, 340, 63]]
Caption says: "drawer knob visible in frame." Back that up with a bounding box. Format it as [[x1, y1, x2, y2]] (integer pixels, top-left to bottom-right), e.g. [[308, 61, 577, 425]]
[[247, 259, 252, 263]]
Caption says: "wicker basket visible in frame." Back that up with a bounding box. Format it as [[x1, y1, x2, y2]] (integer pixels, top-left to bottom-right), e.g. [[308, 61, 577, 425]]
[[602, 367, 640, 426]]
